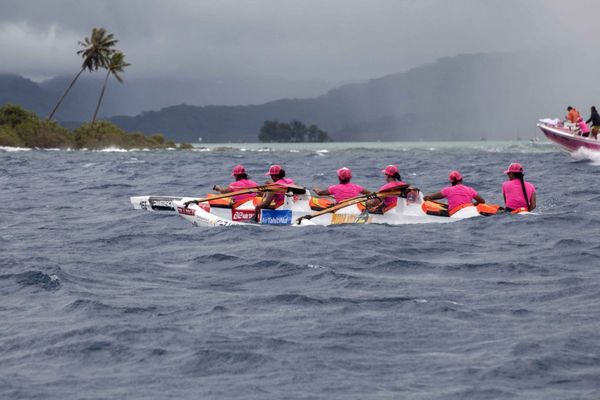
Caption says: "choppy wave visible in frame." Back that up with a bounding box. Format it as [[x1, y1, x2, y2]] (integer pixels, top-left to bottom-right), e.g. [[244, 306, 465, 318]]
[[2, 144, 600, 399]]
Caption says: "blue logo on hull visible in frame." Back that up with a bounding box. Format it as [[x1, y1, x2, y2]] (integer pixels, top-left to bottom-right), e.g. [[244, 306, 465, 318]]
[[260, 209, 292, 225]]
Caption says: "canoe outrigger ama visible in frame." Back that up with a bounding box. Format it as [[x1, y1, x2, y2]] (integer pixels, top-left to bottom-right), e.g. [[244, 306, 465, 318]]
[[131, 185, 506, 227]]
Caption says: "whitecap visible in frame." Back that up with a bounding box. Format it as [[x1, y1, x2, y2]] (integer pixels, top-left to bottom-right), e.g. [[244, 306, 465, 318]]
[[95, 147, 128, 153], [0, 146, 31, 152]]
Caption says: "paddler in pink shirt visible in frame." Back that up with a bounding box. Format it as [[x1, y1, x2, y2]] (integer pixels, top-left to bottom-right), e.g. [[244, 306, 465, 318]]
[[312, 167, 370, 202], [502, 163, 536, 212], [213, 164, 259, 202], [424, 170, 485, 215], [255, 164, 295, 211], [366, 165, 409, 213]]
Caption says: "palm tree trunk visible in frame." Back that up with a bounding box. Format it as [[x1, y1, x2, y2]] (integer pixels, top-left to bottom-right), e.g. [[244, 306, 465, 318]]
[[92, 70, 111, 125], [47, 68, 85, 121]]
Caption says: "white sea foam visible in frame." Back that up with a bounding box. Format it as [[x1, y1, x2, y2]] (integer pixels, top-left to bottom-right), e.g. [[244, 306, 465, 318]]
[[0, 146, 31, 152], [94, 147, 129, 153], [570, 147, 600, 165]]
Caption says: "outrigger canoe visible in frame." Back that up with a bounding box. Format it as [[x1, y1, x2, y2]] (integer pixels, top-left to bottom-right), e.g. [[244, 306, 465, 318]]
[[537, 121, 600, 152], [131, 187, 506, 227]]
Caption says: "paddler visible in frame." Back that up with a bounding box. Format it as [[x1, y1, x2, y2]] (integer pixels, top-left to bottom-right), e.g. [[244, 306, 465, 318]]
[[312, 167, 370, 202], [366, 165, 409, 213], [212, 164, 259, 203], [255, 165, 295, 212], [424, 170, 485, 215], [502, 163, 536, 212]]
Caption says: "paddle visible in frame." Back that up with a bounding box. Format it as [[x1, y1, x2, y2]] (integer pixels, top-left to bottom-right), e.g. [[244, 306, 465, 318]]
[[296, 184, 409, 224], [183, 183, 306, 208]]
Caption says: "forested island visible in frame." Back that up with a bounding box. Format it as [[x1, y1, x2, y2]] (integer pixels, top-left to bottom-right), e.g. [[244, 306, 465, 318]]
[[258, 120, 331, 142], [0, 104, 184, 149], [0, 27, 192, 150]]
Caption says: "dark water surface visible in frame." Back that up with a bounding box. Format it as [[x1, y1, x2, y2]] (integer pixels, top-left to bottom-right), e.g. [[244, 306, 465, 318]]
[[2, 143, 600, 399]]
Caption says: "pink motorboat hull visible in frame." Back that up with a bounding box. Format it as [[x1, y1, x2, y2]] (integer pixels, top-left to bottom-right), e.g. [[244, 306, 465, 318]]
[[537, 123, 600, 152]]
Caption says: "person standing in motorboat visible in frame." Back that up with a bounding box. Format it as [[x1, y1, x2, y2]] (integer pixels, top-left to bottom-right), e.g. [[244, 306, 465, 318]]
[[577, 117, 590, 137], [566, 106, 581, 123], [586, 106, 600, 139], [366, 165, 409, 213], [424, 171, 486, 215], [255, 164, 295, 212], [312, 167, 370, 202], [213, 164, 259, 202], [502, 163, 536, 213]]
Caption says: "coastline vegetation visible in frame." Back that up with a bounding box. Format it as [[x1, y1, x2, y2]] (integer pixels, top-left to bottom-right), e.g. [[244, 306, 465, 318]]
[[0, 104, 182, 149], [259, 120, 331, 142], [0, 27, 190, 150]]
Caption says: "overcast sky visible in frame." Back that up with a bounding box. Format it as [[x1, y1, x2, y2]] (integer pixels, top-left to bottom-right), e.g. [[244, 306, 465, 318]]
[[1, 0, 598, 82]]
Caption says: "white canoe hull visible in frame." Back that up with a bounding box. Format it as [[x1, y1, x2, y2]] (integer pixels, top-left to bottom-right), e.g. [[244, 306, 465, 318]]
[[162, 191, 483, 227]]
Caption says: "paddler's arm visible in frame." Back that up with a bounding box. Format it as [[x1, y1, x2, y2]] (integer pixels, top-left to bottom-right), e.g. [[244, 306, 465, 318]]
[[213, 185, 232, 194], [423, 192, 443, 201], [256, 192, 275, 210], [473, 194, 485, 205], [312, 187, 330, 196], [529, 192, 537, 211]]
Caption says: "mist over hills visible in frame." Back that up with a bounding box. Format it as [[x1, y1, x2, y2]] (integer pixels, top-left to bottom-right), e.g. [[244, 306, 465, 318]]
[[110, 52, 598, 142], [2, 52, 598, 142], [0, 73, 337, 121]]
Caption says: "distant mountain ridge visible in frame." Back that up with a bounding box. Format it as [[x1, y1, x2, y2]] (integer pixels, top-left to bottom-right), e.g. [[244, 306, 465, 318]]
[[0, 73, 337, 122], [3, 52, 599, 141], [110, 52, 600, 142]]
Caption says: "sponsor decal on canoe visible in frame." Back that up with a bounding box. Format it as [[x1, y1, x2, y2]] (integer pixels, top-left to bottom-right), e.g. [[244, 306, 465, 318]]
[[177, 206, 196, 216], [260, 209, 292, 225], [214, 219, 235, 226], [232, 209, 255, 222], [406, 190, 419, 205], [331, 213, 373, 225], [149, 196, 181, 211]]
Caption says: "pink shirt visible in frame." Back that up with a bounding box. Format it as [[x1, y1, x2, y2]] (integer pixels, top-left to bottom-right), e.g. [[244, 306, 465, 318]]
[[228, 179, 258, 202], [272, 177, 295, 204], [327, 182, 365, 202], [502, 179, 535, 210], [379, 181, 407, 207], [578, 120, 590, 134], [440, 184, 478, 211]]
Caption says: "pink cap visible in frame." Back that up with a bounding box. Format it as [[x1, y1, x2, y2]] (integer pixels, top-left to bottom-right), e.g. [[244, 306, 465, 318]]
[[448, 170, 463, 182], [504, 163, 523, 174], [337, 167, 352, 180], [265, 165, 282, 176], [231, 164, 246, 176], [381, 165, 399, 176]]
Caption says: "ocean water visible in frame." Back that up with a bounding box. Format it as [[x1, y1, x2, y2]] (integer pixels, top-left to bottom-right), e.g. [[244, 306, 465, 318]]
[[2, 141, 600, 399]]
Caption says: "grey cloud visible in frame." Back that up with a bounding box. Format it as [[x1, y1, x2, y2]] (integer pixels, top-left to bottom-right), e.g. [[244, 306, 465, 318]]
[[1, 0, 599, 81]]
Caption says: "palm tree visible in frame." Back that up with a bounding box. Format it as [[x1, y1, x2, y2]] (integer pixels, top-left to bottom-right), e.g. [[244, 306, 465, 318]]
[[91, 52, 131, 125], [47, 27, 118, 121]]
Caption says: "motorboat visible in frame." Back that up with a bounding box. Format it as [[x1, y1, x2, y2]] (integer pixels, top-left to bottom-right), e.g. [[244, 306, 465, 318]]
[[537, 120, 600, 152]]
